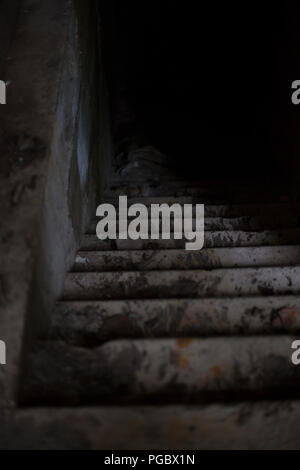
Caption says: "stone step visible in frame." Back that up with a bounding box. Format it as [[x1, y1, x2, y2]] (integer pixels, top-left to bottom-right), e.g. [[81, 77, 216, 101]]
[[104, 196, 203, 205], [50, 296, 300, 346], [87, 215, 300, 234], [106, 182, 291, 200], [101, 196, 300, 218], [6, 402, 300, 449], [102, 196, 293, 208], [80, 229, 300, 251], [73, 246, 300, 272], [22, 336, 300, 405], [109, 177, 275, 187], [62, 266, 300, 300], [205, 203, 300, 218]]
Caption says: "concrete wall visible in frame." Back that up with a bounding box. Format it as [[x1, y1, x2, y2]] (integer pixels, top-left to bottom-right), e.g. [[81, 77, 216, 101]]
[[25, 0, 102, 340], [0, 0, 112, 410]]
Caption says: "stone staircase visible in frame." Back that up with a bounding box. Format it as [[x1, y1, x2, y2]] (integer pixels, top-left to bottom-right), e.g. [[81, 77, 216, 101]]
[[21, 187, 300, 447]]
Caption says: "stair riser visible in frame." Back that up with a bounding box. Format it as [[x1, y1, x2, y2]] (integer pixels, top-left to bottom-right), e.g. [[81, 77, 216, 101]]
[[50, 297, 300, 346], [63, 267, 300, 300]]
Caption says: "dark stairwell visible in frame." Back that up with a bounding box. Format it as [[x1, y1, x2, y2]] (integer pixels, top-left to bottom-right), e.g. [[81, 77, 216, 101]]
[[3, 0, 300, 449]]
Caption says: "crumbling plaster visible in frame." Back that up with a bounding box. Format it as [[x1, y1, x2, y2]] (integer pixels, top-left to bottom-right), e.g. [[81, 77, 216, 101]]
[[0, 0, 107, 411]]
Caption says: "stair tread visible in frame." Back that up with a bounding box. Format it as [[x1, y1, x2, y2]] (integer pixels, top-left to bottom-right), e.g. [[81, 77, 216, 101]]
[[80, 229, 300, 251], [73, 246, 300, 271], [8, 403, 300, 449], [105, 183, 291, 199], [102, 200, 299, 212], [103, 196, 293, 206], [50, 296, 300, 345], [22, 336, 300, 405], [62, 266, 300, 300], [88, 215, 300, 234], [23, 177, 300, 414]]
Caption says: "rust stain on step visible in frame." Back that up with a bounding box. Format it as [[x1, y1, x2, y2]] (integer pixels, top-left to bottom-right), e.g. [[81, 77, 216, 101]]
[[172, 351, 190, 369], [176, 338, 193, 348], [276, 308, 300, 328]]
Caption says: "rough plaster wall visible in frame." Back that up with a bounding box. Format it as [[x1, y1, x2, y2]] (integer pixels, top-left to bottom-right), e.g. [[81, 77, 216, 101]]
[[26, 2, 95, 338], [23, 0, 105, 373], [0, 0, 71, 411], [27, 11, 83, 339], [0, 0, 106, 409]]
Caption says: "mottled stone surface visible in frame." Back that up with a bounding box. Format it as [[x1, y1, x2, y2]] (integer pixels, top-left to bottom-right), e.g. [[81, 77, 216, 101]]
[[88, 215, 300, 234], [49, 296, 300, 346], [22, 337, 300, 405], [105, 200, 300, 217], [23, 191, 300, 434], [62, 267, 300, 301], [81, 229, 300, 250], [1, 402, 300, 449], [105, 197, 296, 209], [73, 246, 300, 272]]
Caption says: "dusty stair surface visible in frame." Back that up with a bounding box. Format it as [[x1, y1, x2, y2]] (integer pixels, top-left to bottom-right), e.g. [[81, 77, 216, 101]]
[[21, 189, 300, 448]]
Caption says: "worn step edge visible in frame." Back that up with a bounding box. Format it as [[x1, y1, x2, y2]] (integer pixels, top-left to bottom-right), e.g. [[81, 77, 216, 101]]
[[62, 267, 300, 300], [108, 177, 281, 186], [80, 230, 300, 251], [4, 402, 300, 449], [102, 197, 294, 208], [50, 296, 300, 346], [105, 185, 291, 200], [111, 203, 300, 218], [22, 336, 300, 405], [73, 246, 300, 272], [87, 215, 300, 234]]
